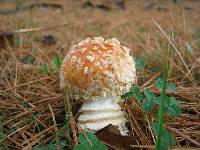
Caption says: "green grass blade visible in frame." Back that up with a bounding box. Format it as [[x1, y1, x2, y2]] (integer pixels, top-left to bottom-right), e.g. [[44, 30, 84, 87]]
[[155, 65, 168, 150]]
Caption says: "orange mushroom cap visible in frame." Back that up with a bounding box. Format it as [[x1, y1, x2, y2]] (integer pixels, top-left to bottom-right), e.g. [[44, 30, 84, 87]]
[[60, 37, 137, 97]]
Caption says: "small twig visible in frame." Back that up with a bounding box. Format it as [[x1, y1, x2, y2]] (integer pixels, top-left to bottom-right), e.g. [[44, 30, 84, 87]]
[[0, 125, 28, 143], [131, 144, 154, 149], [14, 22, 68, 34], [49, 104, 60, 150], [146, 116, 156, 144], [49, 104, 58, 131], [127, 107, 150, 145], [167, 126, 200, 147], [66, 95, 78, 145], [14, 92, 35, 108], [21, 126, 55, 146], [7, 136, 24, 149], [2, 77, 50, 92]]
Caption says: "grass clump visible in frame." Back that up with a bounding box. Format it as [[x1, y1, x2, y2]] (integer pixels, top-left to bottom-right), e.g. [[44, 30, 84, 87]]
[[123, 42, 181, 149], [40, 56, 62, 76], [123, 65, 181, 150], [15, 0, 24, 11]]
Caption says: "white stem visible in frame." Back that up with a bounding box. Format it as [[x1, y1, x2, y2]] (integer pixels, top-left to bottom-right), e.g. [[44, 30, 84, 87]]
[[78, 96, 128, 135]]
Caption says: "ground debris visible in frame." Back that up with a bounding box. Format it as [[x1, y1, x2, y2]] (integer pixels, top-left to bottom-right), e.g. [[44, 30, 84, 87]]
[[41, 35, 56, 45], [96, 124, 139, 150], [0, 31, 14, 49]]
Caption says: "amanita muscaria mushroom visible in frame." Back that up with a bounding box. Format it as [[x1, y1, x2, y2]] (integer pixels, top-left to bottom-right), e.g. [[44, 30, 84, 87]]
[[60, 37, 137, 135]]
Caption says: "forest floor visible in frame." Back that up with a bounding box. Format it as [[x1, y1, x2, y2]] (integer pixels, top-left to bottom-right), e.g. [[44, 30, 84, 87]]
[[0, 0, 200, 149]]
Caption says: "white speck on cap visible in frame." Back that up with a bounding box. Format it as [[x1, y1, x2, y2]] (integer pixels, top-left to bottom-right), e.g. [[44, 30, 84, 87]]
[[71, 55, 77, 62], [93, 37, 105, 44], [84, 67, 88, 74], [80, 47, 87, 53], [86, 55, 95, 62]]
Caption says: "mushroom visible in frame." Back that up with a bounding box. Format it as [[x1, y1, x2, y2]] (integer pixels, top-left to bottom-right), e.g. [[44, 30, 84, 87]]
[[60, 37, 137, 135]]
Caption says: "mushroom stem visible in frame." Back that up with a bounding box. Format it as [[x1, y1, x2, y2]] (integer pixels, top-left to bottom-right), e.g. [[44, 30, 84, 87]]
[[78, 96, 128, 135]]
